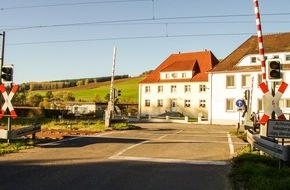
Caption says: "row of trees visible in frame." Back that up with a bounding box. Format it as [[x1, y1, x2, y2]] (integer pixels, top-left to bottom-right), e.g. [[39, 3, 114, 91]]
[[11, 88, 76, 109], [21, 75, 129, 91]]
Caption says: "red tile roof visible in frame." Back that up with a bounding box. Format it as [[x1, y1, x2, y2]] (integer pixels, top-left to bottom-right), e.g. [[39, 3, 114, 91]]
[[208, 32, 290, 73], [140, 50, 219, 83]]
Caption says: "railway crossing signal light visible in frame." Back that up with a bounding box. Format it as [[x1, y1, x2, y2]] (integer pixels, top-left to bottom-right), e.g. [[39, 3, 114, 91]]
[[113, 88, 121, 103], [266, 58, 282, 82], [1, 65, 13, 83]]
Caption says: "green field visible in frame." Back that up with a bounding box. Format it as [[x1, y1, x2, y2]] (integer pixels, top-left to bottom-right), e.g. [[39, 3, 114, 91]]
[[32, 76, 145, 103]]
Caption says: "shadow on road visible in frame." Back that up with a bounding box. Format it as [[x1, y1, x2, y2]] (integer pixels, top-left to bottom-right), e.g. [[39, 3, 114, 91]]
[[0, 158, 230, 190], [38, 136, 145, 148]]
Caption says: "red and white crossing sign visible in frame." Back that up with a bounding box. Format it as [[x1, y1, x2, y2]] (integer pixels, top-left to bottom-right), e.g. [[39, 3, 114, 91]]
[[259, 82, 288, 124], [0, 84, 18, 119]]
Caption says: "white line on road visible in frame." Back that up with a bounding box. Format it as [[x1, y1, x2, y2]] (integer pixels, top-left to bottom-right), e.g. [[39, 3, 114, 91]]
[[110, 155, 229, 166], [157, 130, 183, 140], [113, 140, 149, 157], [227, 133, 235, 157]]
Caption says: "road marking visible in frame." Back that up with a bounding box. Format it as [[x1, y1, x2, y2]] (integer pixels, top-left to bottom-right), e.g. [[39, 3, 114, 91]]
[[113, 140, 149, 157], [40, 136, 83, 146], [227, 133, 235, 157], [110, 155, 228, 166], [157, 130, 183, 140]]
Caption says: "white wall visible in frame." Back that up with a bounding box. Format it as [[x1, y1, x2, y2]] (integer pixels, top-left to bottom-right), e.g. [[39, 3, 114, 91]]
[[209, 70, 290, 125], [139, 82, 208, 117]]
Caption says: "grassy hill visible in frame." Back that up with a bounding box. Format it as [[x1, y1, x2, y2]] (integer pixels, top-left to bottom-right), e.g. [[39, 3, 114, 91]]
[[33, 76, 145, 103]]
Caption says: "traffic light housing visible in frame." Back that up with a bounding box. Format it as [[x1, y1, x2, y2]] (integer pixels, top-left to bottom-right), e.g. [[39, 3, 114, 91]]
[[1, 65, 13, 83], [244, 89, 250, 100], [266, 58, 282, 82], [114, 88, 121, 97]]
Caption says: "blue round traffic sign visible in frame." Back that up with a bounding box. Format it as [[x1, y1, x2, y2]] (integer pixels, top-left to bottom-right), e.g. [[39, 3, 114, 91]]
[[236, 99, 244, 108]]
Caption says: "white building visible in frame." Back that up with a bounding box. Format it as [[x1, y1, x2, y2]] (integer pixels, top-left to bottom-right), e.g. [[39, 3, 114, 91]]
[[208, 32, 290, 125], [139, 50, 219, 117]]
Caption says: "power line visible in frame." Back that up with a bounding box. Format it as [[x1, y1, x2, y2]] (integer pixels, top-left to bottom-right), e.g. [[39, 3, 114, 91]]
[[1, 19, 288, 31], [1, 12, 290, 31], [0, 0, 151, 10], [6, 32, 256, 46]]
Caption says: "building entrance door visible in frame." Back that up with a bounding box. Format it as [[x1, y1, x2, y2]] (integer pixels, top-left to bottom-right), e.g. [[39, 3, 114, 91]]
[[171, 100, 177, 112]]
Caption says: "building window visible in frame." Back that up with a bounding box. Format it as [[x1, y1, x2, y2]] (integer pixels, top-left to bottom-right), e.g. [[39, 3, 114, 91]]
[[226, 99, 235, 111], [286, 99, 290, 107], [184, 85, 191, 93], [165, 74, 170, 79], [157, 99, 163, 107], [242, 74, 251, 88], [145, 99, 150, 107], [251, 57, 257, 63], [258, 99, 263, 111], [182, 73, 187, 78], [145, 86, 150, 93], [200, 100, 206, 108], [226, 75, 235, 88], [158, 86, 163, 93], [286, 54, 290, 62], [171, 73, 178, 78], [184, 100, 191, 107], [171, 85, 177, 93], [199, 84, 206, 92], [258, 74, 262, 87]]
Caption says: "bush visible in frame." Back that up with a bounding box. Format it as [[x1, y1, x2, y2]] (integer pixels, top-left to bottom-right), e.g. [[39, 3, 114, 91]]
[[112, 123, 141, 130]]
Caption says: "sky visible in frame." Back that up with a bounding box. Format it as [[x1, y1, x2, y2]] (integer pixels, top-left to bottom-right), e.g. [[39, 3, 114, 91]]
[[1, 0, 290, 84]]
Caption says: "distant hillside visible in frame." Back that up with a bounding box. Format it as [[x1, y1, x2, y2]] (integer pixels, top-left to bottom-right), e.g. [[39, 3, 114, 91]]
[[22, 75, 129, 91], [32, 76, 146, 103]]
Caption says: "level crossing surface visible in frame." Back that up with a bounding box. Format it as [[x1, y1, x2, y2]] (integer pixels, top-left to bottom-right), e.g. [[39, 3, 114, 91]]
[[0, 123, 247, 190]]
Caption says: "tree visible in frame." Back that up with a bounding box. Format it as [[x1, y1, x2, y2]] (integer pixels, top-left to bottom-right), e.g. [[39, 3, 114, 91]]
[[93, 94, 102, 102], [12, 92, 27, 106], [28, 93, 43, 107], [105, 93, 110, 101], [45, 91, 53, 100], [63, 92, 75, 101], [85, 79, 89, 85], [76, 80, 84, 86], [39, 100, 51, 109]]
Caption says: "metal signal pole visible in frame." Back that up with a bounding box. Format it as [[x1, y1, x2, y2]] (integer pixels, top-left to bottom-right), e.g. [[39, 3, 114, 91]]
[[0, 31, 5, 83]]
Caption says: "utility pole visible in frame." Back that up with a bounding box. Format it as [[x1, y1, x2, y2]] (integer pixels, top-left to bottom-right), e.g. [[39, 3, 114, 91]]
[[0, 31, 11, 143], [0, 31, 5, 81], [105, 47, 117, 127]]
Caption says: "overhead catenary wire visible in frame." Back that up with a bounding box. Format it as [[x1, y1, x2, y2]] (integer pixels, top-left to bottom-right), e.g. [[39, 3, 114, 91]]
[[0, 0, 151, 10], [1, 1, 289, 46], [6, 32, 256, 46], [1, 12, 290, 31]]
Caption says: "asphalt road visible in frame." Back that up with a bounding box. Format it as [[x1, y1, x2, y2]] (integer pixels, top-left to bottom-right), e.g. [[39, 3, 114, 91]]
[[0, 123, 247, 190]]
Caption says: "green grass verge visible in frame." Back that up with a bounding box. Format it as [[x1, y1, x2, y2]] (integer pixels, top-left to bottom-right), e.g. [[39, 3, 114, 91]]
[[229, 153, 290, 190], [0, 139, 35, 156]]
